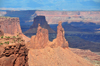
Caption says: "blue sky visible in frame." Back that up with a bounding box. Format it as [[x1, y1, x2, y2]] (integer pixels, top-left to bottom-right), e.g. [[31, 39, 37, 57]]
[[0, 0, 100, 10]]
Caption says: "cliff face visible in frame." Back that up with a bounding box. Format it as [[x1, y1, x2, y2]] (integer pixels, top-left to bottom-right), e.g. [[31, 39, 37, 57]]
[[0, 17, 22, 35], [2, 10, 100, 25], [24, 16, 56, 34], [35, 11, 100, 24]]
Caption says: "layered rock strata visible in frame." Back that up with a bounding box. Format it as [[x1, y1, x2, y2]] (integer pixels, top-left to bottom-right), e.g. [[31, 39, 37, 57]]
[[0, 17, 22, 35]]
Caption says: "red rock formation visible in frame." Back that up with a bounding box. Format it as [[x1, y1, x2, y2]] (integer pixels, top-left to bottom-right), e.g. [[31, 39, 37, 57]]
[[70, 48, 100, 61], [24, 16, 55, 34], [50, 21, 68, 48], [30, 21, 68, 49], [30, 24, 49, 49], [0, 43, 28, 66], [0, 29, 4, 36], [35, 11, 100, 24], [28, 47, 93, 66], [0, 17, 22, 35]]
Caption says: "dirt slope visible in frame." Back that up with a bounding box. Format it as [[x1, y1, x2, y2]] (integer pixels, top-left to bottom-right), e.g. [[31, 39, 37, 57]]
[[28, 47, 93, 66]]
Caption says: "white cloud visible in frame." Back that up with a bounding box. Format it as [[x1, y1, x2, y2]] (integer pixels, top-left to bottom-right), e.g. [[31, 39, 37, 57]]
[[93, 0, 100, 2], [0, 8, 26, 10]]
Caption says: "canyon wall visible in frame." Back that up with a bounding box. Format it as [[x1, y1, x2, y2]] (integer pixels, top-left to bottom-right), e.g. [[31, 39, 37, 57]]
[[35, 11, 100, 24], [0, 17, 22, 35], [1, 10, 100, 25]]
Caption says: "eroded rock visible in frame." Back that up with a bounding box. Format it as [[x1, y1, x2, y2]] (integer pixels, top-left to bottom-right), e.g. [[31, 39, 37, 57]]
[[0, 17, 22, 35], [50, 21, 69, 48], [0, 43, 28, 66], [30, 21, 69, 49], [30, 24, 49, 49]]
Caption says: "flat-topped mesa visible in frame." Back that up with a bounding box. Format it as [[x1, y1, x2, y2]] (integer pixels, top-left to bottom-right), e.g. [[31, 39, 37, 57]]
[[50, 21, 69, 48], [24, 16, 56, 34], [0, 17, 22, 35], [30, 24, 49, 49]]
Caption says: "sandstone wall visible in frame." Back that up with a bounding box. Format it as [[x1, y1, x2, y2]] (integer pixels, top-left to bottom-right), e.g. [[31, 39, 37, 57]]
[[35, 11, 100, 24], [0, 17, 22, 35]]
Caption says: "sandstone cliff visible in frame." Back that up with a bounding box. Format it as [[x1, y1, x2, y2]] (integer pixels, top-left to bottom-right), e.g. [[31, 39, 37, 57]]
[[35, 11, 100, 24], [2, 10, 100, 25], [0, 17, 22, 35], [24, 16, 56, 34]]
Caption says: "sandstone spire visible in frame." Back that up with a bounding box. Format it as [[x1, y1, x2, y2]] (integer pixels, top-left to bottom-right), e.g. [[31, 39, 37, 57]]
[[30, 23, 49, 49], [51, 21, 69, 48]]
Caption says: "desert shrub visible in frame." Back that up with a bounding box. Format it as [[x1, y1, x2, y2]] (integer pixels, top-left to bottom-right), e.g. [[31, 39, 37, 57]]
[[1, 36, 3, 38], [17, 35, 19, 37], [13, 39, 15, 42], [13, 36, 16, 38], [0, 43, 3, 45], [5, 41, 9, 44], [5, 36, 10, 38]]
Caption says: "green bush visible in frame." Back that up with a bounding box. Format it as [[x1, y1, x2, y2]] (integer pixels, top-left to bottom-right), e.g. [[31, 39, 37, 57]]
[[13, 36, 16, 38], [5, 36, 10, 38], [5, 41, 9, 44], [1, 36, 3, 38], [0, 43, 3, 45]]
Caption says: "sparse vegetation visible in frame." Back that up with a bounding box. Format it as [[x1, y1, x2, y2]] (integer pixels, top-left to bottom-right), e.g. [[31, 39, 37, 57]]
[[0, 35, 24, 45], [13, 36, 16, 38], [5, 36, 10, 39], [0, 43, 3, 45], [4, 41, 9, 44], [1, 36, 3, 38]]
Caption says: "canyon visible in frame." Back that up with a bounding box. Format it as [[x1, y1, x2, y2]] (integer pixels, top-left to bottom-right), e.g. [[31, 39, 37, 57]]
[[0, 17, 100, 66], [1, 10, 100, 25], [35, 11, 100, 24]]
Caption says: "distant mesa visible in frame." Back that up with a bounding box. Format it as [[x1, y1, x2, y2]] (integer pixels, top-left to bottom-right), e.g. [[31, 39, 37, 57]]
[[24, 16, 56, 34]]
